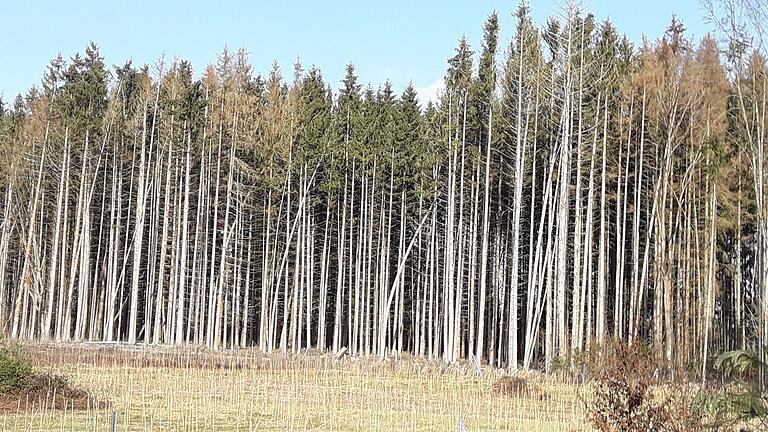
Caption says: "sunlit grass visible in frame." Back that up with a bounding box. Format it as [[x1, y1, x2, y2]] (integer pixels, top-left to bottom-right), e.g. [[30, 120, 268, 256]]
[[1, 344, 589, 431]]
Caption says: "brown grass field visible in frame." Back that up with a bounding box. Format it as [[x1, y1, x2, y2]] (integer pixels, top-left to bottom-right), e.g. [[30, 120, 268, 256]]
[[0, 344, 589, 431]]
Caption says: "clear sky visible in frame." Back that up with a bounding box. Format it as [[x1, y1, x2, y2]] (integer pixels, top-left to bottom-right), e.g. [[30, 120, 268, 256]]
[[1, 0, 712, 105]]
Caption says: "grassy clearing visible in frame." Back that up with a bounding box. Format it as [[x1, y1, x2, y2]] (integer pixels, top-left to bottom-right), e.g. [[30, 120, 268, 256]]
[[1, 344, 589, 431]]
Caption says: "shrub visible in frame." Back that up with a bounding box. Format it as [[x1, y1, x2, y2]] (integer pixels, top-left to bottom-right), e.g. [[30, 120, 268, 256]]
[[697, 349, 768, 430], [21, 372, 89, 399], [0, 344, 32, 393], [585, 341, 703, 432], [492, 376, 546, 400], [0, 344, 107, 413]]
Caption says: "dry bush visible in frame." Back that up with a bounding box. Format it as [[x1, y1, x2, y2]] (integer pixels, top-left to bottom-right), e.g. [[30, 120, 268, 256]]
[[492, 376, 547, 400], [585, 341, 703, 432], [0, 370, 108, 413], [0, 343, 106, 413]]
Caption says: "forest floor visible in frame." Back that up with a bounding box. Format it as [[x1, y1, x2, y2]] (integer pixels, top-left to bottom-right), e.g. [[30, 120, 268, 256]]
[[0, 343, 589, 431]]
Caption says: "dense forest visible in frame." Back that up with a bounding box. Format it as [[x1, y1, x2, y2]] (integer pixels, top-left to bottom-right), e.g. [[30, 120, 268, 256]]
[[0, 3, 765, 374]]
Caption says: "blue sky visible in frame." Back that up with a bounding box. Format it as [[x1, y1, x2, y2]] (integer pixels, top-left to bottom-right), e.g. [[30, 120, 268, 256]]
[[1, 0, 711, 105]]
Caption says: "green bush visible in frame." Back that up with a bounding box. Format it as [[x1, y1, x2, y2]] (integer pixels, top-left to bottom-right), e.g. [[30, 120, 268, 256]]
[[697, 349, 768, 430], [0, 344, 32, 393]]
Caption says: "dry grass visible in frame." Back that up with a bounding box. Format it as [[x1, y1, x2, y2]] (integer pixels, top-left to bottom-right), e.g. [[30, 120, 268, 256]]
[[0, 344, 589, 431]]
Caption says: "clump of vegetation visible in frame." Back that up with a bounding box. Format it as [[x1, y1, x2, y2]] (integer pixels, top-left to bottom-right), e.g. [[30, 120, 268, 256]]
[[0, 343, 32, 392], [697, 349, 768, 430], [0, 343, 105, 413], [492, 376, 546, 400], [585, 341, 703, 432]]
